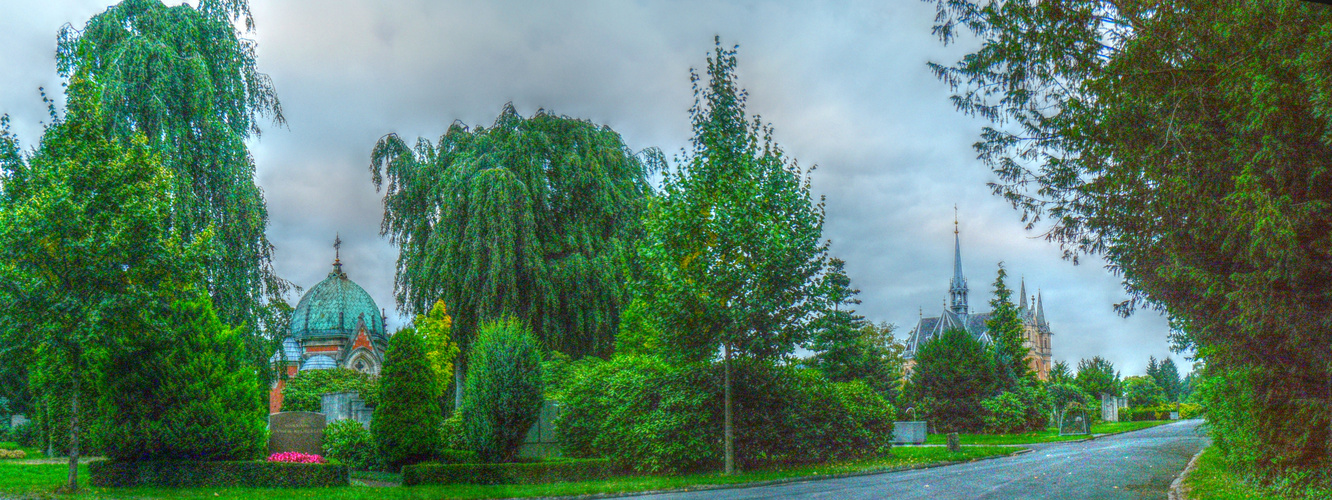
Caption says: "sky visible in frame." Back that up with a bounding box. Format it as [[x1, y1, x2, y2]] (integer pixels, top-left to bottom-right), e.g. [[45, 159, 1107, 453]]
[[0, 0, 1185, 377]]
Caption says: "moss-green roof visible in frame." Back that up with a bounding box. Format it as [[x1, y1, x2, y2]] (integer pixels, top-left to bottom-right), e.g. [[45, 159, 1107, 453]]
[[290, 263, 385, 341]]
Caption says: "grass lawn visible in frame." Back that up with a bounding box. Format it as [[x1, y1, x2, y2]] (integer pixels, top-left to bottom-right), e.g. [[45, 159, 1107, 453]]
[[0, 446, 1020, 499], [921, 420, 1174, 446], [1185, 445, 1332, 500]]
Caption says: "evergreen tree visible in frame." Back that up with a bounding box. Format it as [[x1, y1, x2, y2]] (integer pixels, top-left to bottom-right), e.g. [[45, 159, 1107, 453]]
[[370, 106, 655, 407], [642, 38, 832, 474], [910, 328, 995, 432], [372, 327, 441, 471], [1156, 358, 1183, 403], [1048, 361, 1073, 384], [460, 318, 544, 463], [102, 294, 267, 462], [985, 263, 1029, 391], [1075, 357, 1121, 399]]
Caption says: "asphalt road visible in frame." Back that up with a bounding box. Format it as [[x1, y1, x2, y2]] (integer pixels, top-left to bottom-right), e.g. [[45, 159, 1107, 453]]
[[631, 419, 1210, 500]]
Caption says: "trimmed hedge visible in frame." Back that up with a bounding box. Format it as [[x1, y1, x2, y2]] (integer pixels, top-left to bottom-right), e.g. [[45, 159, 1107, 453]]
[[402, 458, 613, 486], [89, 460, 349, 488]]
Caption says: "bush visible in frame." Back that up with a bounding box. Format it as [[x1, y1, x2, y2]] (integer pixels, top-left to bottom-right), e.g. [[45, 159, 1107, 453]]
[[10, 422, 39, 449], [402, 458, 613, 486], [89, 460, 349, 488], [435, 449, 480, 464], [0, 449, 26, 459], [280, 369, 378, 413], [372, 327, 442, 471], [981, 392, 1027, 434], [461, 318, 544, 463], [557, 356, 896, 474], [439, 413, 464, 451], [100, 295, 267, 461], [322, 419, 376, 471]]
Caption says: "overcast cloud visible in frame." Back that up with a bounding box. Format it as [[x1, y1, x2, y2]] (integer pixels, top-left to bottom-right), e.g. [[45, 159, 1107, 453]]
[[0, 0, 1183, 377]]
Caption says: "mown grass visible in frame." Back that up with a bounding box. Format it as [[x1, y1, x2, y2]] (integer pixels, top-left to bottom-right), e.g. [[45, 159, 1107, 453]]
[[1186, 445, 1332, 500], [0, 446, 1020, 499], [921, 419, 1174, 445]]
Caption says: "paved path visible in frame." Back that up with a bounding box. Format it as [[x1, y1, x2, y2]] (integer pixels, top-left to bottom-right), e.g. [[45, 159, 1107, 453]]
[[631, 419, 1209, 500]]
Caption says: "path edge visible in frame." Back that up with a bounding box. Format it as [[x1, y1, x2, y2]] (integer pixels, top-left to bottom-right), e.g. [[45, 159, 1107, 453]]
[[1169, 445, 1207, 500]]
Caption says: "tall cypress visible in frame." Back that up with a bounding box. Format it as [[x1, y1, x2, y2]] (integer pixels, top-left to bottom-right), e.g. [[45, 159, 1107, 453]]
[[371, 328, 441, 471]]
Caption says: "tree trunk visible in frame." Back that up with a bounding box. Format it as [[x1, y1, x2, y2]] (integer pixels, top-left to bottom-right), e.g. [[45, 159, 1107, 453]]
[[455, 357, 465, 411], [45, 397, 53, 458], [67, 363, 80, 492], [723, 342, 734, 475]]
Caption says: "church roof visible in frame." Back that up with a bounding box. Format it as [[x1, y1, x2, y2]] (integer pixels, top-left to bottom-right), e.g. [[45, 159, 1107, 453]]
[[300, 355, 338, 371], [268, 337, 302, 364], [289, 257, 385, 343]]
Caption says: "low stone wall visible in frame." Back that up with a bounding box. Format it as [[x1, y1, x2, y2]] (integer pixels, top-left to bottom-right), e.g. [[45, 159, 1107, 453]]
[[892, 421, 928, 444]]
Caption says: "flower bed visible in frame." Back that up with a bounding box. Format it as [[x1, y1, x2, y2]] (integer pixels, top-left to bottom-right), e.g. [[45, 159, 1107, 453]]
[[401, 458, 614, 486], [89, 460, 349, 488], [0, 450, 25, 459], [268, 452, 326, 463]]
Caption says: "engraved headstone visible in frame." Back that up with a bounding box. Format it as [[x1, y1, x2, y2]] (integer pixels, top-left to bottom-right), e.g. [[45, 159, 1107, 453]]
[[268, 411, 326, 456]]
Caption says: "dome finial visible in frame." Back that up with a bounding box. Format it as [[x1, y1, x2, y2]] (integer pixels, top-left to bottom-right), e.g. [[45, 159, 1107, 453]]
[[332, 233, 345, 277]]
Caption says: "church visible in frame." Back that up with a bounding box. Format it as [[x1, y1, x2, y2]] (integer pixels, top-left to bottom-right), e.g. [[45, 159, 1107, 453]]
[[268, 237, 389, 413], [902, 220, 1054, 380]]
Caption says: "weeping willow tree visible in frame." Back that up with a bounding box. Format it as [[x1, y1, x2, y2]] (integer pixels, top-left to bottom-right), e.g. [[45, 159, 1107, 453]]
[[53, 0, 288, 341], [370, 104, 656, 406]]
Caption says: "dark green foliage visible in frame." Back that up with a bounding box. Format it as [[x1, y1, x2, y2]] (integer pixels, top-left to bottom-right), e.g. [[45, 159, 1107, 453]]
[[910, 328, 994, 433], [981, 392, 1026, 434], [401, 458, 613, 486], [1124, 376, 1167, 408], [280, 369, 378, 413], [370, 106, 653, 361], [434, 449, 480, 465], [985, 264, 1028, 391], [1146, 357, 1183, 403], [1046, 382, 1093, 420], [322, 420, 376, 471], [557, 356, 895, 474], [927, 0, 1332, 482], [10, 422, 39, 449], [807, 260, 906, 400], [56, 0, 289, 334], [371, 327, 441, 471], [88, 460, 349, 488], [438, 414, 464, 451], [1048, 361, 1073, 384], [1075, 357, 1120, 399], [460, 319, 544, 463], [101, 295, 266, 462]]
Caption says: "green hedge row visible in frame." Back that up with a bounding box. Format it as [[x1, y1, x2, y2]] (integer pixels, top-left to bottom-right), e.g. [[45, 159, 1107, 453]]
[[1120, 403, 1203, 422], [89, 460, 349, 488], [402, 458, 613, 486]]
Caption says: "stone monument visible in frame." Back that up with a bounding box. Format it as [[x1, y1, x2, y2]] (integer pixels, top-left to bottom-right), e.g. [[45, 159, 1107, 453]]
[[268, 411, 326, 456]]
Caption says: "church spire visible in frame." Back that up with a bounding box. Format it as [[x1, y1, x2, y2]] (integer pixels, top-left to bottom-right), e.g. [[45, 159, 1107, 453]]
[[1036, 290, 1047, 326], [1019, 277, 1028, 310], [948, 205, 969, 315], [331, 233, 346, 278]]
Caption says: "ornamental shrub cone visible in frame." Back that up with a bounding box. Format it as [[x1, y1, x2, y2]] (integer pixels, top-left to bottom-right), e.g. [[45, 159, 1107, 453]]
[[372, 327, 441, 470], [461, 318, 543, 463], [100, 294, 267, 461]]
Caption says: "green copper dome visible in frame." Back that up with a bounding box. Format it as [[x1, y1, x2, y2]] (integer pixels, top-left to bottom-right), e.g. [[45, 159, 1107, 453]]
[[290, 261, 385, 341]]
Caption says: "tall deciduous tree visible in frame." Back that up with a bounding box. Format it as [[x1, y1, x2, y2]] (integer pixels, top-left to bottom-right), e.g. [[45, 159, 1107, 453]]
[[0, 85, 201, 490], [986, 263, 1028, 391], [370, 105, 655, 407], [54, 0, 288, 356], [1075, 357, 1121, 400], [643, 38, 832, 473], [927, 0, 1332, 476]]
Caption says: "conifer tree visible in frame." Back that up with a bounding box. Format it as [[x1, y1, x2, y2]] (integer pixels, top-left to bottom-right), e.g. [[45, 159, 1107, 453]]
[[910, 328, 994, 432], [460, 318, 543, 463], [985, 264, 1029, 391], [372, 327, 441, 470]]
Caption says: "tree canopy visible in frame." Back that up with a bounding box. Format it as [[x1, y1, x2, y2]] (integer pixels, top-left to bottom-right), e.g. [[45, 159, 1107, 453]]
[[1074, 356, 1120, 399], [370, 105, 654, 361], [985, 264, 1029, 391], [909, 327, 994, 433]]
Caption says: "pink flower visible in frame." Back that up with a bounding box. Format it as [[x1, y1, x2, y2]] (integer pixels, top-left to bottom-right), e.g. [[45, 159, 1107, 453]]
[[267, 452, 326, 463]]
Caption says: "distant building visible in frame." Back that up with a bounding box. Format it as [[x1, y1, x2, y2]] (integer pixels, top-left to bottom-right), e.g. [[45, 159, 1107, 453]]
[[268, 237, 388, 413], [903, 219, 1054, 380]]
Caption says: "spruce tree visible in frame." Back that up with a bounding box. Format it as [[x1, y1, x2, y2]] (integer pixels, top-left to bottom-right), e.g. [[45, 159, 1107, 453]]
[[460, 318, 543, 463], [911, 328, 994, 432], [985, 263, 1029, 391], [372, 327, 441, 470]]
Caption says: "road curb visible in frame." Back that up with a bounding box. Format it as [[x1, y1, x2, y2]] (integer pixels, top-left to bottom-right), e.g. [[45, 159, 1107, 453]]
[[1169, 446, 1206, 500], [536, 447, 1031, 500], [1057, 420, 1184, 444]]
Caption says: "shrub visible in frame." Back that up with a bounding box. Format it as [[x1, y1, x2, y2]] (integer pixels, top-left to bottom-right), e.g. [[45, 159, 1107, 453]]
[[402, 458, 613, 486], [434, 449, 480, 464], [268, 452, 325, 463], [439, 413, 464, 451], [280, 369, 378, 413], [0, 449, 26, 459], [10, 422, 39, 449], [981, 392, 1027, 434], [322, 419, 376, 471], [89, 460, 349, 488], [100, 295, 267, 461], [372, 327, 442, 471], [557, 356, 896, 474], [461, 318, 544, 463]]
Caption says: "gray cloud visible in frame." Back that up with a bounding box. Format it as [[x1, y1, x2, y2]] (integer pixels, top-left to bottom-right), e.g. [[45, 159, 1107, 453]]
[[0, 0, 1183, 376]]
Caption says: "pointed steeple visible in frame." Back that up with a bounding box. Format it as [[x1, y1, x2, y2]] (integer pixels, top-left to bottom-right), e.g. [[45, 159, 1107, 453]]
[[1036, 290, 1047, 326], [331, 233, 347, 278], [948, 206, 969, 315], [1019, 277, 1028, 310]]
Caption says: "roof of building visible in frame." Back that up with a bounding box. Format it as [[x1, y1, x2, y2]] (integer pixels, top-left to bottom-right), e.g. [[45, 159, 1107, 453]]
[[300, 355, 338, 371], [289, 257, 385, 342], [268, 337, 302, 364]]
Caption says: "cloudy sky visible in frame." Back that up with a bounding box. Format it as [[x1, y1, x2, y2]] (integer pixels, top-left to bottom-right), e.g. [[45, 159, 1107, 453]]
[[0, 0, 1184, 376]]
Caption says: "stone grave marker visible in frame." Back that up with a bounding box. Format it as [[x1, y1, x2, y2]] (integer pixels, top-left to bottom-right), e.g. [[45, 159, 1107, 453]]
[[268, 411, 326, 456]]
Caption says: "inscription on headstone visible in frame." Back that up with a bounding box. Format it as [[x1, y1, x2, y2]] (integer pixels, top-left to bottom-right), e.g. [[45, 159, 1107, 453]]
[[268, 411, 326, 456]]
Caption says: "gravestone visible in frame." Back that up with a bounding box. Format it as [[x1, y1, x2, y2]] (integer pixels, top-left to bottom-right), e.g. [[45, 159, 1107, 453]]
[[10, 414, 28, 428], [321, 392, 374, 429], [892, 421, 928, 445], [268, 411, 326, 456]]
